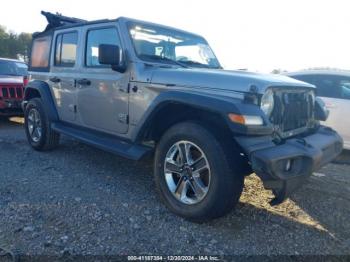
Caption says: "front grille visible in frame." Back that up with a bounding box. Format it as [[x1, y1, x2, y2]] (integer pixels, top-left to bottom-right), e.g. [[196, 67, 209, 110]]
[[270, 89, 314, 136], [0, 85, 24, 99]]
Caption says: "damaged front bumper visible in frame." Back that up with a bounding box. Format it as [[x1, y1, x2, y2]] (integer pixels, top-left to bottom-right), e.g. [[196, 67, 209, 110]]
[[236, 126, 343, 205]]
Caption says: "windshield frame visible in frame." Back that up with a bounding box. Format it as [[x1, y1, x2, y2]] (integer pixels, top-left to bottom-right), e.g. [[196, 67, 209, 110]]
[[127, 22, 222, 69]]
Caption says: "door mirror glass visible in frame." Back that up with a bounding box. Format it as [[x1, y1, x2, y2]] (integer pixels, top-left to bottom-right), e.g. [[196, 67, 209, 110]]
[[98, 44, 126, 72]]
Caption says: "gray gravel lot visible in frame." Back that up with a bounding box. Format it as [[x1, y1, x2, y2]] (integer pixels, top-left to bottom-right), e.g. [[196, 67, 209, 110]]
[[0, 117, 349, 258]]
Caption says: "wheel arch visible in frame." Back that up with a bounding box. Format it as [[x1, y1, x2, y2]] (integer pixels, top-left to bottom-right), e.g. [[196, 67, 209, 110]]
[[133, 91, 253, 174], [133, 91, 238, 143], [23, 80, 59, 122]]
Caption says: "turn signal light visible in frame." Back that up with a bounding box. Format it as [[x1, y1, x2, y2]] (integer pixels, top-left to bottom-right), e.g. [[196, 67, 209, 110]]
[[228, 113, 263, 126]]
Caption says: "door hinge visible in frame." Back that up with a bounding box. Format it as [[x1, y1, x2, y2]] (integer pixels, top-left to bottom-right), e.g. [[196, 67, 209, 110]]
[[118, 113, 129, 124]]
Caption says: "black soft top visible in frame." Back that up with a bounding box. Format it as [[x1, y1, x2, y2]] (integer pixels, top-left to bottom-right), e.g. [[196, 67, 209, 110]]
[[33, 11, 114, 38]]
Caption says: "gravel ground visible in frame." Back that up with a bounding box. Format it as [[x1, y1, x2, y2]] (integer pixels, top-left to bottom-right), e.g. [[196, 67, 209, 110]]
[[0, 117, 349, 259]]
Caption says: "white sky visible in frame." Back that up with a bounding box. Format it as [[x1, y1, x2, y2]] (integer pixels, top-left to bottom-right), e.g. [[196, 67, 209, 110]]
[[1, 0, 349, 72]]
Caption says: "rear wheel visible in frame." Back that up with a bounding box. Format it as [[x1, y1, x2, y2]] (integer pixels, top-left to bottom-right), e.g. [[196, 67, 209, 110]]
[[24, 98, 60, 151], [154, 122, 244, 222]]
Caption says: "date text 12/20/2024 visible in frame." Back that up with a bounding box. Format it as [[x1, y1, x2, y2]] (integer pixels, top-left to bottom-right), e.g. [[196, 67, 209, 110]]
[[127, 255, 220, 261]]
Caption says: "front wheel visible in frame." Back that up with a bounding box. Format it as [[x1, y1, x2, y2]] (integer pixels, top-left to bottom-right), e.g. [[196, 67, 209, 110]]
[[154, 122, 244, 222], [24, 98, 60, 151]]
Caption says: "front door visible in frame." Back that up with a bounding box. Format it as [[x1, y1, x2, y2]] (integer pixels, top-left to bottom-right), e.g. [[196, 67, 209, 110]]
[[76, 25, 129, 134]]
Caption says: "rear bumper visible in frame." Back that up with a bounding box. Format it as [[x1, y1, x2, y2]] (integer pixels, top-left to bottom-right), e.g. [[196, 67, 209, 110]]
[[236, 127, 343, 204]]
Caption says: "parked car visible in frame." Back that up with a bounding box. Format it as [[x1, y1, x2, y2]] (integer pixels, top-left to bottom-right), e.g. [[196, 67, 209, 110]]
[[0, 58, 28, 117], [287, 70, 350, 150], [22, 12, 343, 221]]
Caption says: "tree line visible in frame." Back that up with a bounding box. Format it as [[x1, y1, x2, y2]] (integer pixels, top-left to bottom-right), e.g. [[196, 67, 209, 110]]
[[0, 25, 32, 62]]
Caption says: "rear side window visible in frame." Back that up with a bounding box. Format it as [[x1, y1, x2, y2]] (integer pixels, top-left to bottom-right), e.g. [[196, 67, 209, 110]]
[[30, 35, 52, 70], [86, 27, 121, 67], [55, 32, 78, 67]]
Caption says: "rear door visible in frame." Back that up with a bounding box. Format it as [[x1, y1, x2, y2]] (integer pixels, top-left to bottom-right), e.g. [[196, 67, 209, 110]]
[[75, 24, 129, 134], [50, 30, 80, 123]]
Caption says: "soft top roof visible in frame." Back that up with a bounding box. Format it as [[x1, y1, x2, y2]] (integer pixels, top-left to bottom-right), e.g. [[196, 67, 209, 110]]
[[41, 11, 87, 31], [34, 11, 203, 39], [33, 11, 116, 37]]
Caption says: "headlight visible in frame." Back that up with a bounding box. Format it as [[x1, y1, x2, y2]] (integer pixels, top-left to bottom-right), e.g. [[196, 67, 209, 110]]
[[261, 89, 274, 116]]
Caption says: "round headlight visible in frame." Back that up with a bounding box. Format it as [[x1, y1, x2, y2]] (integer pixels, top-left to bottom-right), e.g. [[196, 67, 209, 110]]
[[261, 89, 274, 116]]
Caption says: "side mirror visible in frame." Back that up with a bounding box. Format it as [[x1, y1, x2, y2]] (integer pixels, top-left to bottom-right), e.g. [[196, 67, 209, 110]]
[[98, 44, 126, 73]]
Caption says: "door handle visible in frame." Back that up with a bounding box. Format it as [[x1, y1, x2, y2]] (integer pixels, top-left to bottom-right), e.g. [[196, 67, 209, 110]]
[[76, 79, 91, 86], [49, 77, 61, 83]]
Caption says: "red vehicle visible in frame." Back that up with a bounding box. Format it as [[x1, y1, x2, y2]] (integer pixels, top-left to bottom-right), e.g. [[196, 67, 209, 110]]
[[0, 58, 28, 117]]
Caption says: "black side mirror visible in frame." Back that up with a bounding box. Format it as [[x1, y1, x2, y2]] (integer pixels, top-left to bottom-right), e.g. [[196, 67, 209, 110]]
[[98, 44, 126, 73]]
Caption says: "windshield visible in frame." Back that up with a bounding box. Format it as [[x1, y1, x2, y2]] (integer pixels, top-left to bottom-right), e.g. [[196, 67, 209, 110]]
[[0, 60, 28, 76], [128, 23, 221, 69]]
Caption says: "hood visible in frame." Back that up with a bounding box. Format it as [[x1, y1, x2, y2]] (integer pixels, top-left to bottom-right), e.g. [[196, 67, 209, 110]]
[[0, 75, 24, 85], [150, 68, 314, 94]]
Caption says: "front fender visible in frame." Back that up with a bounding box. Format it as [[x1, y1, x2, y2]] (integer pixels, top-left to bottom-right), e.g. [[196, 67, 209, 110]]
[[23, 80, 59, 122], [132, 90, 273, 142]]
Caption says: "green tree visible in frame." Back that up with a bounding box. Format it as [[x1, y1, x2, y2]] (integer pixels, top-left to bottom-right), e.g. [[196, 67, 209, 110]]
[[0, 25, 32, 62]]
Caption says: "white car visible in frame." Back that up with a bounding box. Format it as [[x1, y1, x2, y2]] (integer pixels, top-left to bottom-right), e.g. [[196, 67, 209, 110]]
[[287, 70, 350, 150]]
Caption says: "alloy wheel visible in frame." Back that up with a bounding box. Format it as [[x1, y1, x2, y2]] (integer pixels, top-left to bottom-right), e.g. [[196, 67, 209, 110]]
[[164, 140, 211, 205], [27, 108, 42, 143]]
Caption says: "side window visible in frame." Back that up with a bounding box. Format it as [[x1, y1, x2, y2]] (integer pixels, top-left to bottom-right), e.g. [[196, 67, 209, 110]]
[[291, 75, 316, 85], [314, 75, 339, 98], [339, 78, 350, 100], [30, 35, 52, 69], [55, 32, 78, 67], [86, 28, 121, 67]]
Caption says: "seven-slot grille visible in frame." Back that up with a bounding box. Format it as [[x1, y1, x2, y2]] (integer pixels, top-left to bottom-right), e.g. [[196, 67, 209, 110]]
[[270, 89, 314, 135], [0, 84, 24, 99]]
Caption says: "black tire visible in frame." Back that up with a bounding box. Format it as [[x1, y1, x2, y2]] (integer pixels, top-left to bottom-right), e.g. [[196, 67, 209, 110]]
[[24, 98, 60, 151], [154, 122, 244, 222]]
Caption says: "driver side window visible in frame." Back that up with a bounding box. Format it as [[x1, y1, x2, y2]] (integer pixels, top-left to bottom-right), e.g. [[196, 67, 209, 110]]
[[86, 27, 121, 67]]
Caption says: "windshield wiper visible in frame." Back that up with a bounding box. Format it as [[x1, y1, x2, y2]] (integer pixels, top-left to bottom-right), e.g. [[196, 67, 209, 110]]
[[178, 60, 222, 69], [177, 60, 213, 68], [139, 54, 188, 68]]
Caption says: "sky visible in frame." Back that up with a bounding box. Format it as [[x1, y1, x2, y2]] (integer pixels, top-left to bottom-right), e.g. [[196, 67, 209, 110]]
[[1, 0, 349, 73]]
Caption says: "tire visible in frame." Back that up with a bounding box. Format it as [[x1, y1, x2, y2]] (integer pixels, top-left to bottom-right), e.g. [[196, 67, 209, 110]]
[[24, 98, 60, 151], [154, 122, 244, 222]]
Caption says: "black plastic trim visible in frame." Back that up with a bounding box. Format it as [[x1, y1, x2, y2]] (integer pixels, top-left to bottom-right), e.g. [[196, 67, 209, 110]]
[[52, 122, 152, 160], [23, 80, 59, 121], [132, 90, 273, 142]]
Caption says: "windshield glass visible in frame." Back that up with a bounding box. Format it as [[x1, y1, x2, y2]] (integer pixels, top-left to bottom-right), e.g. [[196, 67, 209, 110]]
[[0, 60, 28, 76], [128, 23, 221, 69]]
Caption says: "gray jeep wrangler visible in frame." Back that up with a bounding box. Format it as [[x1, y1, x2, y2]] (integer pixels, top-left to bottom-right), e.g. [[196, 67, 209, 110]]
[[23, 12, 343, 221]]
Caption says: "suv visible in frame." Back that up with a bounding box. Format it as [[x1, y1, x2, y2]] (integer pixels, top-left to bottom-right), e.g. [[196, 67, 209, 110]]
[[286, 70, 350, 150], [0, 58, 28, 116], [23, 12, 343, 221]]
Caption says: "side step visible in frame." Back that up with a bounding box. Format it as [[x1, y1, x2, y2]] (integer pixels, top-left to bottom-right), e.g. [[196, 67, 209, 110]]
[[51, 122, 152, 160]]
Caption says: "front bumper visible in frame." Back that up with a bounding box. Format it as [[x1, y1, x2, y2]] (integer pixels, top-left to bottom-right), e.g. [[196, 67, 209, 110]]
[[236, 126, 343, 205], [0, 99, 23, 116]]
